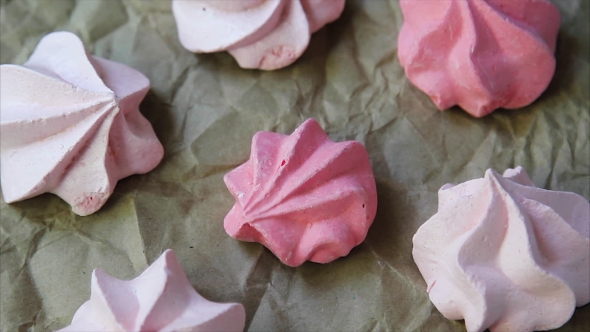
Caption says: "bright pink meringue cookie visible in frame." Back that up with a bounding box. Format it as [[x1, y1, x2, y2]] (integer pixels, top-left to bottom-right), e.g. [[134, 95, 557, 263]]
[[224, 118, 377, 267], [398, 0, 561, 117], [413, 167, 590, 332], [172, 0, 345, 70], [0, 31, 164, 216], [59, 249, 246, 332]]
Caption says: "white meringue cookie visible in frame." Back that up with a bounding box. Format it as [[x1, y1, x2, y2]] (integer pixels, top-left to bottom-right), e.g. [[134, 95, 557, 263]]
[[59, 249, 246, 332], [0, 31, 164, 216], [413, 167, 590, 332], [172, 0, 345, 70]]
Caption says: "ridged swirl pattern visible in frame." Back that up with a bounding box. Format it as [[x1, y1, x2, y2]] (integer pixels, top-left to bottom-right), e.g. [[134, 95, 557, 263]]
[[398, 0, 561, 117], [412, 167, 590, 332], [59, 250, 245, 331], [224, 118, 377, 267], [0, 31, 164, 216], [172, 0, 345, 70]]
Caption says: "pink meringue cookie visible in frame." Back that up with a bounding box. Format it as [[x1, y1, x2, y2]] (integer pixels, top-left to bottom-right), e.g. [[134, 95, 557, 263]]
[[0, 31, 164, 216], [172, 0, 345, 70], [398, 0, 561, 117], [58, 249, 246, 332], [224, 118, 377, 267], [413, 167, 590, 332]]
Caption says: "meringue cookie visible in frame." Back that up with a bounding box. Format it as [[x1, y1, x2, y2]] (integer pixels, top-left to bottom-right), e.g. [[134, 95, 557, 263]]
[[224, 118, 377, 267], [0, 31, 164, 216], [398, 0, 561, 117], [59, 249, 246, 332], [172, 0, 345, 70], [413, 167, 590, 332]]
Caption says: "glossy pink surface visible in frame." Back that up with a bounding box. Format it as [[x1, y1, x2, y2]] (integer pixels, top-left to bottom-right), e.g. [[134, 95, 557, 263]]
[[0, 32, 164, 216], [224, 118, 377, 267], [398, 0, 560, 117], [413, 167, 590, 332]]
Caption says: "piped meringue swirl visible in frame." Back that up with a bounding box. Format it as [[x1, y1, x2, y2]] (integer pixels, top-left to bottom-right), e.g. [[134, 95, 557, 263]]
[[398, 0, 561, 117], [224, 118, 377, 267], [413, 167, 589, 332], [172, 0, 345, 70], [0, 31, 164, 216], [59, 249, 245, 332]]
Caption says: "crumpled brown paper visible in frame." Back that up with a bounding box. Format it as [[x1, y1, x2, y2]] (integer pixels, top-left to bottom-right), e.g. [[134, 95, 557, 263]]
[[1, 0, 588, 331]]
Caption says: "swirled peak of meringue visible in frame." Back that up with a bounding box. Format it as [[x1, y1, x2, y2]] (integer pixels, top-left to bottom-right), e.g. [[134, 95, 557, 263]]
[[413, 167, 589, 332], [58, 249, 246, 332], [172, 0, 345, 70], [223, 118, 377, 267], [398, 0, 561, 117], [0, 31, 164, 216]]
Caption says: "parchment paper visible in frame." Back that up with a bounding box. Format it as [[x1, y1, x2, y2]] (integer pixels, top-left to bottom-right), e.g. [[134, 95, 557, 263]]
[[1, 0, 588, 331]]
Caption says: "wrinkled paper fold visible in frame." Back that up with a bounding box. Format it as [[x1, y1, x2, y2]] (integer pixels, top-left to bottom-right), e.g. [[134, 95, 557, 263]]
[[1, 0, 588, 331]]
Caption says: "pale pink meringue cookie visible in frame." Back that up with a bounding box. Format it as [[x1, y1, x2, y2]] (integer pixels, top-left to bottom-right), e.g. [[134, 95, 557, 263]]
[[398, 0, 561, 117], [172, 0, 345, 70], [0, 31, 164, 216], [59, 249, 246, 332], [224, 118, 377, 267], [413, 167, 590, 332]]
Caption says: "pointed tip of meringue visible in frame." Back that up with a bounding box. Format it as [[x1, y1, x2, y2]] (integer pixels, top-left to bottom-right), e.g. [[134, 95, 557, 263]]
[[61, 249, 247, 332], [32, 31, 85, 55], [295, 117, 325, 136]]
